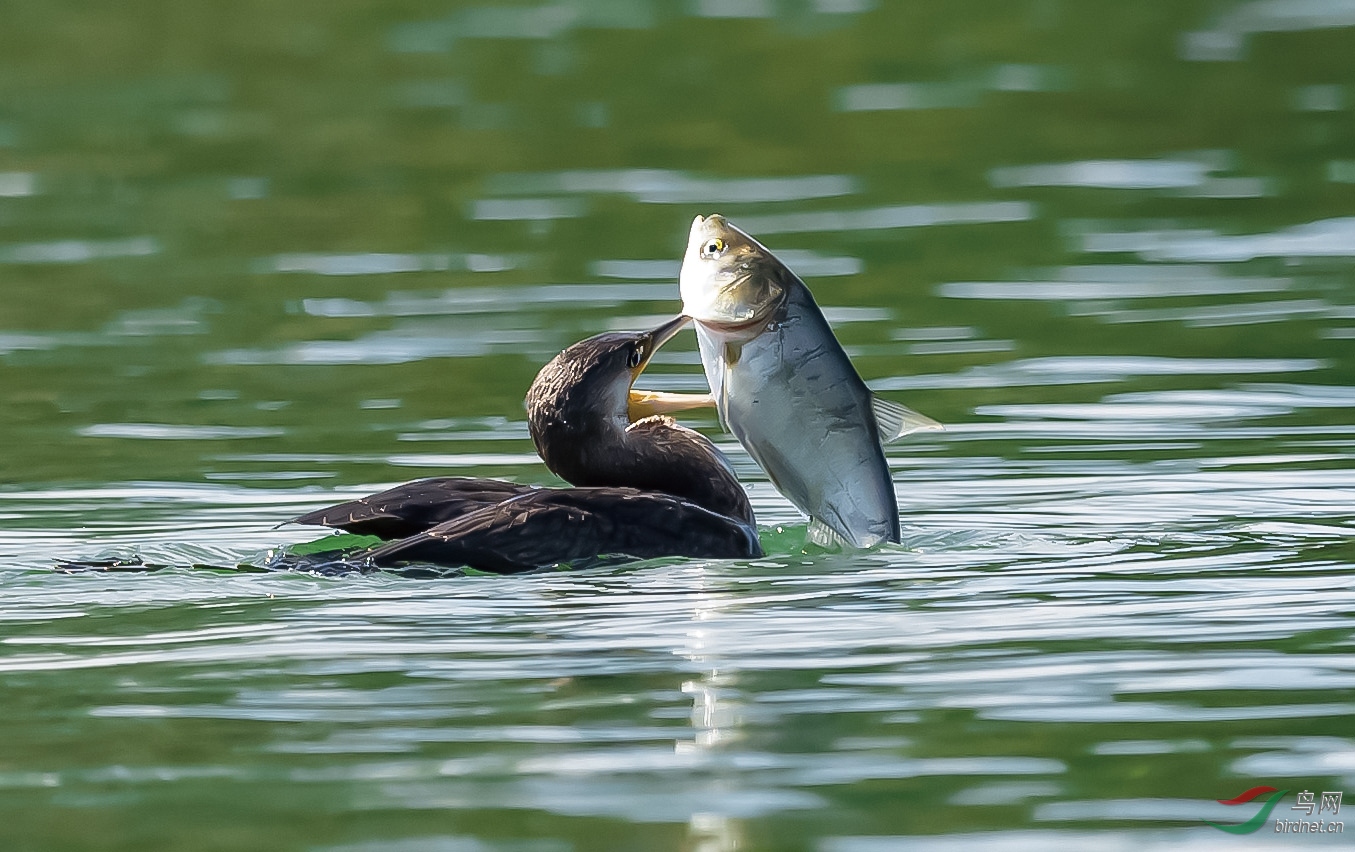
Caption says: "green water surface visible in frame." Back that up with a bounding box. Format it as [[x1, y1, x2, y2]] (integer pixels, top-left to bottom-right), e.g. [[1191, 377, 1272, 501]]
[[2, 2, 1354, 850]]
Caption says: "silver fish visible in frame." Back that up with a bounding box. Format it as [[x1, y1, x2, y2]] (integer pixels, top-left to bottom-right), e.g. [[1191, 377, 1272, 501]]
[[679, 214, 941, 548]]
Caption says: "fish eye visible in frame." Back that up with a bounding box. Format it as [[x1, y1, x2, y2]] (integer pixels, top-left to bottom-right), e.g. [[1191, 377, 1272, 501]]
[[701, 238, 725, 258], [626, 345, 644, 368]]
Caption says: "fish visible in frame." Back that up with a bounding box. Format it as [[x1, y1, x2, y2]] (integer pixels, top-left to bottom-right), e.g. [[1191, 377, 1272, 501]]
[[678, 213, 941, 548]]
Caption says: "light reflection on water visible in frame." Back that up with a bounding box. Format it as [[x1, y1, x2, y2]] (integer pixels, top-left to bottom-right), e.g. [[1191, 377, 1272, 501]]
[[484, 169, 857, 205], [4, 493, 1354, 839], [1084, 217, 1355, 263]]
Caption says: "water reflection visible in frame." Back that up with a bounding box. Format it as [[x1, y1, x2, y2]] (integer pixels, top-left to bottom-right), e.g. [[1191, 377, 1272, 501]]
[[208, 281, 692, 365], [78, 423, 286, 440], [991, 157, 1269, 197], [1070, 298, 1332, 327], [105, 298, 217, 337], [0, 236, 159, 264], [1184, 0, 1355, 61], [990, 159, 1212, 190], [302, 283, 672, 318], [939, 265, 1292, 301], [871, 355, 1326, 392], [737, 201, 1033, 234], [388, 2, 659, 53], [1081, 217, 1355, 262], [485, 169, 856, 204], [0, 171, 37, 197], [5, 437, 1355, 844], [268, 252, 516, 276], [470, 198, 587, 221], [836, 64, 1067, 112]]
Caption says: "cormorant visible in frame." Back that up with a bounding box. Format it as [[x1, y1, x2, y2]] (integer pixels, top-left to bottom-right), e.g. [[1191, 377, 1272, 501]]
[[292, 315, 762, 573]]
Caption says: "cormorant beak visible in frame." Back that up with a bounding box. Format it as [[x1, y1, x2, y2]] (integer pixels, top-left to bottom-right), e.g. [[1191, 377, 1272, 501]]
[[646, 312, 693, 353], [627, 314, 716, 421]]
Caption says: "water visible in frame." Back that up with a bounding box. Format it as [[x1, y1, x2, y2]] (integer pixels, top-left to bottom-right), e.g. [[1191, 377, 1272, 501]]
[[3, 2, 1355, 849]]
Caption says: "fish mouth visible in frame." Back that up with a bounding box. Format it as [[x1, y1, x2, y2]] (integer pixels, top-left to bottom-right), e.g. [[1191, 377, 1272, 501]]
[[693, 314, 769, 334], [684, 260, 780, 334], [626, 314, 714, 420], [690, 291, 774, 332]]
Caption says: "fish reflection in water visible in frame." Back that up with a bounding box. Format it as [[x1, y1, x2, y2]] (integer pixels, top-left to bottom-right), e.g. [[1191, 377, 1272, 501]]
[[680, 214, 941, 548]]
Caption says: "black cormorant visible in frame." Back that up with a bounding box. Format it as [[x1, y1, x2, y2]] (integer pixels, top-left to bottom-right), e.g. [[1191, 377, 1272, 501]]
[[292, 315, 762, 573]]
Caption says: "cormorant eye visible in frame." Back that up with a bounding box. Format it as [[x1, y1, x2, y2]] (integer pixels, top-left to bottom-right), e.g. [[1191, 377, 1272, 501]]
[[627, 345, 644, 368], [702, 238, 725, 258]]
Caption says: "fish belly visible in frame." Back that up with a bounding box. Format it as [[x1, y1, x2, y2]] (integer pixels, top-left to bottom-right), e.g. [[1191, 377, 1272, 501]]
[[694, 311, 900, 548]]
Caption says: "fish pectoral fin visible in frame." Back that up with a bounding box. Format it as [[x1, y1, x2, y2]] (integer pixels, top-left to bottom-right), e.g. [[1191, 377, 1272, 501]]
[[722, 340, 743, 366], [628, 390, 715, 420], [713, 354, 733, 432], [872, 395, 943, 444], [807, 517, 850, 550]]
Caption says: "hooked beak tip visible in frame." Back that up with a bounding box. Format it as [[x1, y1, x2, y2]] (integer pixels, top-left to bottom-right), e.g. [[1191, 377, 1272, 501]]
[[649, 313, 691, 351]]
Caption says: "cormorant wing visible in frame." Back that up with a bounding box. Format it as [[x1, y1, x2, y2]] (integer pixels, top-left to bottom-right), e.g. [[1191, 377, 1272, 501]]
[[291, 477, 538, 539], [366, 487, 762, 574]]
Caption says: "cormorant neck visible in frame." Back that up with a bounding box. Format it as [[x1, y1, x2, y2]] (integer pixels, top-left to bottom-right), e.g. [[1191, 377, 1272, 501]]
[[524, 343, 754, 526], [585, 416, 755, 527]]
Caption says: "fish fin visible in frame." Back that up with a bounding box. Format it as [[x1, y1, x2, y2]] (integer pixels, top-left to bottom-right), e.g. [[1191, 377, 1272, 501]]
[[807, 517, 849, 550], [695, 328, 733, 432], [710, 370, 730, 432], [714, 343, 741, 432], [722, 340, 742, 366], [872, 395, 943, 444]]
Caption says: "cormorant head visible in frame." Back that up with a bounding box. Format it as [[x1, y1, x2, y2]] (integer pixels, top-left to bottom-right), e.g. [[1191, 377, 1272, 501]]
[[526, 314, 737, 499], [526, 314, 701, 437]]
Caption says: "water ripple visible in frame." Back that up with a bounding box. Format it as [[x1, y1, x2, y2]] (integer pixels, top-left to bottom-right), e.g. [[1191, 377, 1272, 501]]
[[1083, 217, 1355, 262], [0, 236, 159, 264], [483, 169, 856, 204]]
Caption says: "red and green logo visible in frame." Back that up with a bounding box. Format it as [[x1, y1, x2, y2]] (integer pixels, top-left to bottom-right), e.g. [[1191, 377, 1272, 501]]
[[1204, 785, 1289, 834]]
